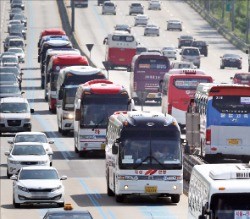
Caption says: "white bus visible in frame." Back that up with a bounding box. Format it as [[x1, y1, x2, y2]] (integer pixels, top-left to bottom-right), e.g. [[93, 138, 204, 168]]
[[105, 111, 183, 203], [74, 80, 134, 157], [188, 163, 250, 219]]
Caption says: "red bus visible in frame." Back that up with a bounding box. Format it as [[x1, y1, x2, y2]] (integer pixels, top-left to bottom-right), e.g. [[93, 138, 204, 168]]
[[103, 31, 137, 71], [37, 28, 66, 48], [130, 52, 170, 104], [74, 79, 134, 156], [46, 54, 89, 112], [160, 69, 213, 129]]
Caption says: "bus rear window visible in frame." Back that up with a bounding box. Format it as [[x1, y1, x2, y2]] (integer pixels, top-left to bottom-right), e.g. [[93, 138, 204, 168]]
[[174, 78, 210, 90], [212, 96, 250, 113], [112, 35, 134, 42], [138, 59, 168, 70]]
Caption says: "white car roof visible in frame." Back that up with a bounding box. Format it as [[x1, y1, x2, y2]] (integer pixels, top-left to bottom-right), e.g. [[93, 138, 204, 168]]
[[0, 97, 28, 104], [21, 166, 57, 171], [13, 142, 44, 146], [14, 132, 46, 136]]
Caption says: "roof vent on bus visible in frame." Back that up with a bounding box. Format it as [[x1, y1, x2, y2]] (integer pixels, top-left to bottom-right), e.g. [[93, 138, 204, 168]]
[[209, 164, 250, 180]]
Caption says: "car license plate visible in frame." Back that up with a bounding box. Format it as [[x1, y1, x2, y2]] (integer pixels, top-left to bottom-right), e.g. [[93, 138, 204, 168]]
[[228, 139, 240, 145], [145, 186, 157, 193], [119, 58, 125, 61], [101, 143, 106, 150]]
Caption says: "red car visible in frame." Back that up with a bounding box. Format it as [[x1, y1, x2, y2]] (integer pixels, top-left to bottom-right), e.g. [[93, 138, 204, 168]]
[[231, 73, 250, 86]]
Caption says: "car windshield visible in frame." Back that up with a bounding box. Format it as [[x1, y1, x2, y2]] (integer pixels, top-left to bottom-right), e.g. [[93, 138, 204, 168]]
[[183, 49, 199, 56], [12, 145, 46, 155], [180, 36, 193, 40], [0, 67, 19, 75], [0, 74, 16, 82], [8, 48, 23, 53], [15, 134, 47, 143], [224, 54, 240, 59], [19, 169, 59, 180], [0, 102, 28, 113], [0, 86, 20, 94], [2, 57, 18, 63]]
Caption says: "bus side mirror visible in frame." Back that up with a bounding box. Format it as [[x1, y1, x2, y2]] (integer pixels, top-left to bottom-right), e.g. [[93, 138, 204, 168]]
[[158, 79, 163, 92], [246, 50, 249, 54], [112, 143, 118, 155], [75, 109, 81, 121]]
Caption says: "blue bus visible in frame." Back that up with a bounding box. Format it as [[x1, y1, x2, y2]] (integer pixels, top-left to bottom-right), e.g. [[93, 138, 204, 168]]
[[192, 83, 250, 162]]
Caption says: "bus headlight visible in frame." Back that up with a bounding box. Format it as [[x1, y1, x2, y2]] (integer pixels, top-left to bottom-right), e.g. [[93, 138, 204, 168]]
[[63, 112, 74, 120]]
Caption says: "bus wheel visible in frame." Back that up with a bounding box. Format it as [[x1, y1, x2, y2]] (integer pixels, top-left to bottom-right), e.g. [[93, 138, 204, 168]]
[[171, 194, 180, 203], [79, 151, 87, 158], [107, 176, 115, 196], [61, 130, 68, 136], [74, 146, 79, 153], [115, 194, 125, 203], [204, 154, 217, 163]]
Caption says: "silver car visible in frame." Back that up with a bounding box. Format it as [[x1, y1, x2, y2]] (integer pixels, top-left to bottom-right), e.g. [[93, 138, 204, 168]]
[[180, 46, 201, 68], [134, 14, 149, 26], [144, 24, 160, 36], [102, 1, 116, 15], [148, 0, 161, 10], [167, 20, 182, 31], [129, 3, 144, 15]]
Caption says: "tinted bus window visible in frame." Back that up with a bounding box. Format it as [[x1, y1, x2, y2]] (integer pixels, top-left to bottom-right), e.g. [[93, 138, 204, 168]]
[[138, 59, 168, 70], [174, 78, 211, 90]]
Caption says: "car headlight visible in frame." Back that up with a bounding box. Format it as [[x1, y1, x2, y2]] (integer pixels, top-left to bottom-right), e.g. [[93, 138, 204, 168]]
[[37, 160, 48, 164], [51, 185, 62, 192], [9, 160, 20, 164], [63, 112, 74, 119], [18, 185, 29, 192]]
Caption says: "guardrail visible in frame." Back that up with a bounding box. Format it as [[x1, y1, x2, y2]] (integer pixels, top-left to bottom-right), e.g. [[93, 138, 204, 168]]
[[187, 0, 249, 51]]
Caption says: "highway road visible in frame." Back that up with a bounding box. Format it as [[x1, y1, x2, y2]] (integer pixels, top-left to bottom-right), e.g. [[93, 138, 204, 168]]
[[0, 0, 248, 219]]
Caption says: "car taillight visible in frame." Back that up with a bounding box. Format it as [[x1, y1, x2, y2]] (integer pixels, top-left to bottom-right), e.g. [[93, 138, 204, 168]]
[[206, 129, 211, 145], [168, 104, 172, 114]]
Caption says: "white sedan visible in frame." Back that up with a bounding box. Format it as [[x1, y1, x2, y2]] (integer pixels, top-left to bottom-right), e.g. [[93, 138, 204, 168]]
[[7, 47, 25, 63], [11, 166, 67, 208], [162, 46, 177, 60], [5, 142, 52, 178], [144, 24, 160, 36], [134, 14, 149, 26], [148, 0, 161, 10], [167, 19, 183, 31], [8, 132, 54, 165]]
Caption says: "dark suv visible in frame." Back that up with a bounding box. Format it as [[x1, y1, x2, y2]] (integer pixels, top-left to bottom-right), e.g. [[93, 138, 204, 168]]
[[191, 40, 208, 57], [177, 35, 194, 48]]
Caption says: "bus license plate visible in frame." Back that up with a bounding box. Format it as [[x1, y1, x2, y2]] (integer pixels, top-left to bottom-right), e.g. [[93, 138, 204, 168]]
[[147, 93, 155, 98], [145, 186, 157, 193], [119, 58, 125, 61], [228, 139, 239, 145], [235, 210, 250, 219], [101, 143, 106, 150]]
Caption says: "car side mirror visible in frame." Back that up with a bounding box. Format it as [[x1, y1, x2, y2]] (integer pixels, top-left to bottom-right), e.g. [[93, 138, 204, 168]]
[[8, 140, 14, 144], [30, 109, 35, 113], [10, 175, 18, 180], [47, 151, 53, 155], [60, 175, 67, 180], [49, 140, 54, 144], [4, 151, 10, 156]]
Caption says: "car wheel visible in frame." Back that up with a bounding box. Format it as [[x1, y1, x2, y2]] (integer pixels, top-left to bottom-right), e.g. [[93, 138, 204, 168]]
[[220, 65, 224, 69], [171, 194, 180, 204], [205, 53, 208, 57], [238, 65, 242, 69], [180, 29, 182, 31], [13, 196, 21, 208], [7, 169, 11, 178]]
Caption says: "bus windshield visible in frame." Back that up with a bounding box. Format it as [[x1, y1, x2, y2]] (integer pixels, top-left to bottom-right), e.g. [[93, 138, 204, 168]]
[[138, 58, 169, 70], [119, 128, 181, 169], [80, 95, 128, 128], [212, 96, 250, 114], [210, 193, 250, 219], [64, 74, 105, 85], [174, 78, 211, 90], [63, 87, 77, 110]]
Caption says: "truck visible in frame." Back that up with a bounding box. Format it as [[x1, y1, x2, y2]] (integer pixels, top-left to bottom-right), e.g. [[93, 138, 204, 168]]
[[188, 163, 250, 219]]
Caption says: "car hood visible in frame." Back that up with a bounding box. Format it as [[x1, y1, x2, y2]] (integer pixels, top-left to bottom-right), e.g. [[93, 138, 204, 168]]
[[9, 154, 49, 161], [0, 112, 30, 119], [19, 180, 61, 189]]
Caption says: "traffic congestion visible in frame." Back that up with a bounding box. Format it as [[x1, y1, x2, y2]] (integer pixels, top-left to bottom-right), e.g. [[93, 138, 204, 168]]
[[0, 0, 250, 219]]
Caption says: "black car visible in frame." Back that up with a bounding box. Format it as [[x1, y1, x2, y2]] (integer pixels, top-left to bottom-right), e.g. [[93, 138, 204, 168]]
[[220, 54, 242, 69], [177, 35, 194, 48], [114, 24, 131, 33], [191, 40, 208, 57]]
